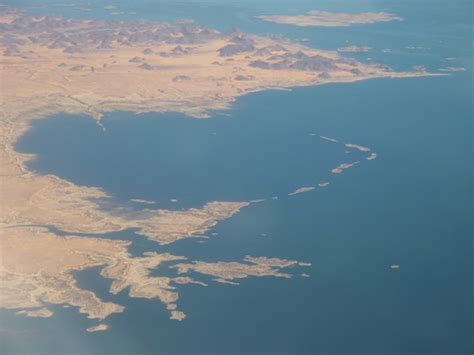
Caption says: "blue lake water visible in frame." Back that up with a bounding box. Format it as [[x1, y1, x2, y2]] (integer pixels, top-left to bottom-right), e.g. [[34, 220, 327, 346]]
[[2, 0, 472, 354]]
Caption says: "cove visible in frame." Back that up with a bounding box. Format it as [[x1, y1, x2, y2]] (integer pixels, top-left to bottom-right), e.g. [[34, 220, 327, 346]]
[[12, 75, 472, 354]]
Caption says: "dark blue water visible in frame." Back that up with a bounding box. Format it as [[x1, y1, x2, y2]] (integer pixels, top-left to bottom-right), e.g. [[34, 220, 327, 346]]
[[3, 0, 473, 354]]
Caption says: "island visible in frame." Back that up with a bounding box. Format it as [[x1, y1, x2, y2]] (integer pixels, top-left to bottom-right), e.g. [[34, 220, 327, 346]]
[[331, 162, 360, 174], [288, 186, 316, 196], [86, 324, 109, 333], [338, 46, 371, 53], [257, 10, 402, 27]]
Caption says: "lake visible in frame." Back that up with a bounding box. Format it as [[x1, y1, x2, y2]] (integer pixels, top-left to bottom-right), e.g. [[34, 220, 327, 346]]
[[3, 0, 472, 354]]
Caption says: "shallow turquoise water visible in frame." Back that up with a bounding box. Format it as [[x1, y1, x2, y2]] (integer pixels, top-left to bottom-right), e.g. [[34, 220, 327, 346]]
[[3, 0, 473, 354]]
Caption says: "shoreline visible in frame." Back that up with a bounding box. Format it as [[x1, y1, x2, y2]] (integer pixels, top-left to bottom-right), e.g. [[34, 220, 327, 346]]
[[0, 9, 443, 330]]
